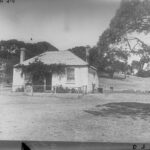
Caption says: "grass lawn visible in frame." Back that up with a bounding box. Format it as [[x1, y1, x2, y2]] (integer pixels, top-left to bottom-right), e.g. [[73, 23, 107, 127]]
[[0, 93, 150, 142], [99, 76, 150, 91]]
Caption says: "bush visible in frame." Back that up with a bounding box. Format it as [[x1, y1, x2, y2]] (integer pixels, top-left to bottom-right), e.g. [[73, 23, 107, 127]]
[[16, 87, 24, 92], [71, 88, 77, 93], [33, 85, 44, 92], [137, 70, 150, 78], [55, 85, 78, 93]]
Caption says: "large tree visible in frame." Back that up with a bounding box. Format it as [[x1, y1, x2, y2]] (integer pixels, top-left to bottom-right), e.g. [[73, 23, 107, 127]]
[[0, 39, 58, 83], [0, 39, 58, 60], [97, 0, 150, 75], [68, 46, 87, 61]]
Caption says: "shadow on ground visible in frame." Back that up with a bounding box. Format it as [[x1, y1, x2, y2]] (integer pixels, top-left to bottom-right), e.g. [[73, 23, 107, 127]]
[[84, 102, 150, 120]]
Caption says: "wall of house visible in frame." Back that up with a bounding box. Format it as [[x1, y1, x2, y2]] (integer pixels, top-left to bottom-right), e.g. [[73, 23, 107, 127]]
[[88, 67, 99, 92], [12, 66, 99, 93], [52, 66, 88, 91], [12, 68, 25, 91]]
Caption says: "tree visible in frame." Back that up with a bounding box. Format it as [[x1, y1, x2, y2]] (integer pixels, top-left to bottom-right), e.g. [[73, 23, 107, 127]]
[[68, 46, 102, 71], [131, 60, 141, 73], [89, 47, 99, 68], [68, 46, 87, 61], [108, 0, 150, 42], [25, 41, 58, 59], [0, 39, 58, 83], [0, 39, 58, 60], [96, 0, 150, 75]]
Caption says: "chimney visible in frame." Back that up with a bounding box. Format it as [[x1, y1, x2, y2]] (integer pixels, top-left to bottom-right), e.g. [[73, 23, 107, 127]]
[[20, 48, 26, 63], [85, 45, 90, 63]]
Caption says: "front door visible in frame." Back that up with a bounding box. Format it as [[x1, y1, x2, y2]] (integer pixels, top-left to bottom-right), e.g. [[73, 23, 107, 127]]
[[46, 73, 52, 90]]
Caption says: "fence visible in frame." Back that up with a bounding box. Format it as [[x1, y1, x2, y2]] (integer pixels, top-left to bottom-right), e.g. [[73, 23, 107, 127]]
[[0, 83, 12, 94], [0, 82, 120, 95], [99, 83, 114, 92], [10, 84, 88, 96]]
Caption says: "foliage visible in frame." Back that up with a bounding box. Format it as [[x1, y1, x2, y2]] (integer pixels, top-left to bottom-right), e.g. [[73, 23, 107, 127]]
[[16, 87, 24, 92], [0, 58, 17, 83], [109, 0, 150, 43], [15, 59, 66, 83], [88, 47, 99, 68], [95, 28, 130, 74], [0, 39, 58, 83], [55, 85, 79, 93], [136, 70, 150, 77], [68, 46, 87, 61], [33, 85, 44, 92], [111, 61, 128, 73], [68, 46, 108, 74], [25, 41, 58, 59], [0, 39, 58, 60], [96, 0, 150, 75], [131, 60, 142, 71]]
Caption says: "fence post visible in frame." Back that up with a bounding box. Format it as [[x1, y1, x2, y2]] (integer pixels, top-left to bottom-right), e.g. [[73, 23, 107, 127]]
[[55, 86, 56, 94], [44, 78, 46, 92], [77, 87, 80, 98], [82, 86, 85, 96], [85, 85, 87, 94], [31, 85, 33, 96], [23, 84, 26, 94]]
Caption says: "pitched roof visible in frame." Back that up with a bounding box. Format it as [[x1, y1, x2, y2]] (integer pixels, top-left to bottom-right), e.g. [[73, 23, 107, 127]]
[[20, 50, 88, 66]]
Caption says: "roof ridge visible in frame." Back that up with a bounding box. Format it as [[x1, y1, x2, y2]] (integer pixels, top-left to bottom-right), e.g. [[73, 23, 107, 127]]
[[45, 50, 88, 64], [15, 50, 89, 66]]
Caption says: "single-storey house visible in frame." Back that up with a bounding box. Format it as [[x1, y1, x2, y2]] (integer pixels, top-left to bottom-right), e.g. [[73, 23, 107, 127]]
[[12, 49, 99, 93]]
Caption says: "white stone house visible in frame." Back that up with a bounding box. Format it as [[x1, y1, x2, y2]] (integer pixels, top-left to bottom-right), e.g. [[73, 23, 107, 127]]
[[12, 50, 99, 93]]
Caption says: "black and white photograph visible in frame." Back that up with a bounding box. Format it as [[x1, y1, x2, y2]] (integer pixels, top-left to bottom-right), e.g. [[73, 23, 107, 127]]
[[1, 0, 150, 149]]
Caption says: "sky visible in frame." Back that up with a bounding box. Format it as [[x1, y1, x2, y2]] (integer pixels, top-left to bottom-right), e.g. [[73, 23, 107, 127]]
[[0, 0, 121, 50]]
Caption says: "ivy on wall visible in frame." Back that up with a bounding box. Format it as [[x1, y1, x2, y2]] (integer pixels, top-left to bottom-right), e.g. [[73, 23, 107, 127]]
[[15, 58, 66, 82]]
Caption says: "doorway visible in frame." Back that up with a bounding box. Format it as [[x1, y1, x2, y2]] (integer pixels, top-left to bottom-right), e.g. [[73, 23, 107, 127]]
[[45, 73, 52, 90]]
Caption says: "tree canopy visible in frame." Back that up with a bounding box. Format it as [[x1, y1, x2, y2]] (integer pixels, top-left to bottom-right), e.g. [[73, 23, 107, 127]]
[[96, 0, 150, 76], [0, 39, 58, 60], [0, 39, 58, 83], [68, 46, 87, 61]]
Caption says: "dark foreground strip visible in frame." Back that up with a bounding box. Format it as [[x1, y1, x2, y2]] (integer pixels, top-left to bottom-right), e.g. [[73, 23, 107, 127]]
[[21, 142, 31, 150], [0, 141, 149, 150]]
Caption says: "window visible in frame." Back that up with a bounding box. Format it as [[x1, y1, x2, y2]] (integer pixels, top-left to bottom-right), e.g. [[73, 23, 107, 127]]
[[67, 68, 75, 81]]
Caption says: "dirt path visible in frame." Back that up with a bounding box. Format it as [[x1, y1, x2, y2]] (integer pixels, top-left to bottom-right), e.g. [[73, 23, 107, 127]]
[[0, 93, 150, 142]]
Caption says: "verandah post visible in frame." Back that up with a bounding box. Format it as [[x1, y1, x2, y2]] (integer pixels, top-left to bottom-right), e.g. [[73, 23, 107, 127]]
[[44, 78, 46, 92]]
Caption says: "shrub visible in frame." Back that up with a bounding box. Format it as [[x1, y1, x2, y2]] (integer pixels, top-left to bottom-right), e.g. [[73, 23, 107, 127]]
[[55, 85, 78, 93], [137, 70, 150, 78], [71, 88, 77, 93], [16, 87, 24, 92], [33, 85, 44, 92]]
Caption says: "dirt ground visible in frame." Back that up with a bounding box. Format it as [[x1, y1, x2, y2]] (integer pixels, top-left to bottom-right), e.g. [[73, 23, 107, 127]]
[[0, 93, 150, 143]]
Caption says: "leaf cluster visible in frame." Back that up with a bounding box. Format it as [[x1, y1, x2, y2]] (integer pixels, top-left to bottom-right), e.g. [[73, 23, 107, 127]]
[[68, 46, 87, 61], [96, 0, 150, 75], [16, 59, 66, 78]]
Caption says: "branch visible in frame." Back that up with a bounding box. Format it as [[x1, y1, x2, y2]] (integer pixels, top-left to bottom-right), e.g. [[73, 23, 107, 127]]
[[132, 41, 140, 51], [124, 37, 133, 51], [126, 37, 148, 48], [124, 36, 149, 53]]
